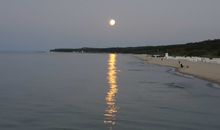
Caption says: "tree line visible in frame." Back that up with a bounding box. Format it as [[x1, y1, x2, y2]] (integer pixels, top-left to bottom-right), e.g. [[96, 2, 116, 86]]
[[50, 39, 220, 58]]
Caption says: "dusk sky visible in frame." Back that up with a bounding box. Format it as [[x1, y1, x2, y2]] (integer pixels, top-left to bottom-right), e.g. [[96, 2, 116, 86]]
[[0, 0, 220, 51]]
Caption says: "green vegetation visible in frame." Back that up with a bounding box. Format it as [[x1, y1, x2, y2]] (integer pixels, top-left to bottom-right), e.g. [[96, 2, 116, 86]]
[[50, 39, 220, 58]]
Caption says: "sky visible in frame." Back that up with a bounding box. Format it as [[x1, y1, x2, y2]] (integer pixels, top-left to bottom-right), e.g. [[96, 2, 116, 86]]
[[0, 0, 220, 51]]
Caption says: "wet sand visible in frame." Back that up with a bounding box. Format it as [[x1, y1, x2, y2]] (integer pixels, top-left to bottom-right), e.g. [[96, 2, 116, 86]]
[[135, 54, 220, 85]]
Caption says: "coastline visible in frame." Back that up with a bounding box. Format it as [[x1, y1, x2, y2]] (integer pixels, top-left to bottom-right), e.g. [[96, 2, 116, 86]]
[[135, 54, 220, 85]]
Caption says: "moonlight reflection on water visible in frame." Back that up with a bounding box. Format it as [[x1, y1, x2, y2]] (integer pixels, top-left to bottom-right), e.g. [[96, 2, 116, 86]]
[[104, 54, 119, 129]]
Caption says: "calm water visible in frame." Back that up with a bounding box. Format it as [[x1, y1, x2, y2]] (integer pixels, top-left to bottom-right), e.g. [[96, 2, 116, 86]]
[[0, 53, 220, 130]]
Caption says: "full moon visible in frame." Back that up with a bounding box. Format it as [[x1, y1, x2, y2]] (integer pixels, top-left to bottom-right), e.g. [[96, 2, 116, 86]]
[[109, 19, 116, 26]]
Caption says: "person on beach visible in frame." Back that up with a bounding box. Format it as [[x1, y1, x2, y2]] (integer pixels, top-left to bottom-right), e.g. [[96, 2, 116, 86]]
[[180, 63, 184, 68]]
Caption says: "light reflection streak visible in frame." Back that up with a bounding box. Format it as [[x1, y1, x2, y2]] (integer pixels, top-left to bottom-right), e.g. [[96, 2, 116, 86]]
[[104, 54, 118, 129]]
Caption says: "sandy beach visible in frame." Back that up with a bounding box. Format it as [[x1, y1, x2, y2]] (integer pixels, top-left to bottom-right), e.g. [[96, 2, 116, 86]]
[[135, 54, 220, 85]]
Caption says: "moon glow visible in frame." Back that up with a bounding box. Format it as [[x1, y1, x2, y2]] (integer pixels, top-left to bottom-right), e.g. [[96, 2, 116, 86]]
[[109, 19, 116, 26]]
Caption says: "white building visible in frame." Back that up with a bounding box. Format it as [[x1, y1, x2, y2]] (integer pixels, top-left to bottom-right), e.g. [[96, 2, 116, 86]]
[[165, 53, 169, 58]]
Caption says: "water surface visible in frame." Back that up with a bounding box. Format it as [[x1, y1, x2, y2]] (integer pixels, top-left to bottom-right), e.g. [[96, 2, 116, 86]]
[[0, 53, 220, 130]]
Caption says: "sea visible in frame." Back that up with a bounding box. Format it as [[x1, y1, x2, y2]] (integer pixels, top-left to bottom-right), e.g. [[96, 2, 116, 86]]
[[0, 52, 220, 130]]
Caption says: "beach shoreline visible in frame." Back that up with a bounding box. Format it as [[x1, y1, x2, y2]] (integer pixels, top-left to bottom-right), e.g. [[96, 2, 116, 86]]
[[135, 54, 220, 85]]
